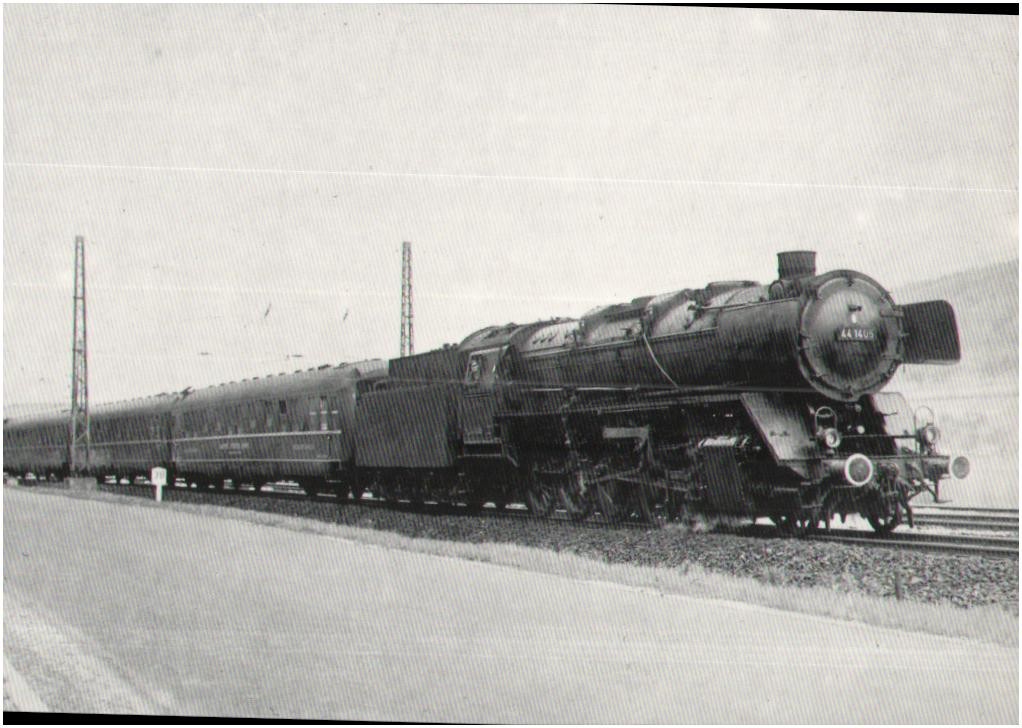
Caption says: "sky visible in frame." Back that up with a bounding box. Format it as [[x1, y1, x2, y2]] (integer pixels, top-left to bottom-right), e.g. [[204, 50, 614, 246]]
[[3, 5, 1018, 413]]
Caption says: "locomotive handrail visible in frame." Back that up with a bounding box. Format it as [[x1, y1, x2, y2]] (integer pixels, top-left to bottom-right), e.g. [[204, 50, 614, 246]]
[[641, 332, 681, 389], [89, 438, 171, 447], [174, 430, 342, 442]]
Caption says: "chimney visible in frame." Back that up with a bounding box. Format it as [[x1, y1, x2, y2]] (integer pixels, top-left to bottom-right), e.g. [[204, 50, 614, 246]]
[[777, 250, 817, 280]]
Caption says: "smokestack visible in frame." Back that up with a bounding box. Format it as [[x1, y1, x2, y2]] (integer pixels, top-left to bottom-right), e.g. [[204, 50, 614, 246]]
[[777, 250, 817, 280]]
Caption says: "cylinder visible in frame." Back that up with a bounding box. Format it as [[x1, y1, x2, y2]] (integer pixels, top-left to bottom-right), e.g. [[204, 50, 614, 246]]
[[777, 251, 817, 280]]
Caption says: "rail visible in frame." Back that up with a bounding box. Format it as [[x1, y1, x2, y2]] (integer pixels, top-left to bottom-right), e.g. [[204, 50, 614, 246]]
[[809, 506, 1019, 558]]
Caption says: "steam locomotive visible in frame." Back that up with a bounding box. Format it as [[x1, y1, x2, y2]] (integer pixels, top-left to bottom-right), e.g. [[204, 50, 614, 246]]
[[3, 251, 970, 534]]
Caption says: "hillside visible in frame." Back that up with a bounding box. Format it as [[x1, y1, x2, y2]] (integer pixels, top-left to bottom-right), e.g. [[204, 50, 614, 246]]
[[890, 257, 1018, 396]]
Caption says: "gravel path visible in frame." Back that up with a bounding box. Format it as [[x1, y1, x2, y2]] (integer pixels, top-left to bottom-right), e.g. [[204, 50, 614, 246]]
[[104, 485, 1019, 613]]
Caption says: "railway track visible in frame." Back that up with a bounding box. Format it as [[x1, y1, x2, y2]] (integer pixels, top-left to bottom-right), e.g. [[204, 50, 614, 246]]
[[910, 506, 1019, 533], [803, 506, 1019, 558], [808, 529, 1019, 559]]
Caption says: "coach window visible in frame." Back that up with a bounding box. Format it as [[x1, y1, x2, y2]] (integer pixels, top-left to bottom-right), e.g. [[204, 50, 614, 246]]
[[278, 400, 289, 432], [303, 399, 312, 432], [328, 396, 340, 430], [318, 397, 328, 431], [248, 402, 258, 433]]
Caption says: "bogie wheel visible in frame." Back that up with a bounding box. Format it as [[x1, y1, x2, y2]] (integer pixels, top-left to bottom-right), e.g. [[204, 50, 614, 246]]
[[866, 501, 902, 536], [770, 512, 817, 538]]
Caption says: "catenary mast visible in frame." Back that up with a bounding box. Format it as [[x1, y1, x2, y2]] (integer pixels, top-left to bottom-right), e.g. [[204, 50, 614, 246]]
[[69, 234, 90, 473], [400, 241, 413, 357]]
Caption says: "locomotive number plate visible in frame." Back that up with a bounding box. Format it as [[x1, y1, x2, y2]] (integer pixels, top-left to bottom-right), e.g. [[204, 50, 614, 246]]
[[837, 327, 877, 341]]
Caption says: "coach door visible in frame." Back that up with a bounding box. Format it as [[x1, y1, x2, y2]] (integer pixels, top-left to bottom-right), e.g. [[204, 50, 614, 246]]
[[460, 346, 505, 452]]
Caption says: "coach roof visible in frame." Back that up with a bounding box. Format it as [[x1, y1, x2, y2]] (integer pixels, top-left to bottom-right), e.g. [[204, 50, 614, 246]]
[[90, 393, 182, 419], [176, 359, 387, 409]]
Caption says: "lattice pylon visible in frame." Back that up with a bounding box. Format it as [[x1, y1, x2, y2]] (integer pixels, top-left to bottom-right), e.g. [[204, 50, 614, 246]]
[[400, 241, 413, 357], [69, 235, 90, 473]]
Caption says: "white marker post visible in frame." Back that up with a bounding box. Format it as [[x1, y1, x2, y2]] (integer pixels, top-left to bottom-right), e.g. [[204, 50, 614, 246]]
[[151, 467, 167, 502]]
